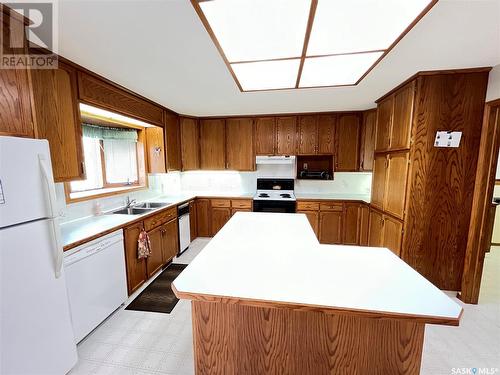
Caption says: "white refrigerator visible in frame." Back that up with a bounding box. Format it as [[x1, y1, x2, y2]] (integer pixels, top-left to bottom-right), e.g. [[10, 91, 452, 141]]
[[0, 136, 78, 374]]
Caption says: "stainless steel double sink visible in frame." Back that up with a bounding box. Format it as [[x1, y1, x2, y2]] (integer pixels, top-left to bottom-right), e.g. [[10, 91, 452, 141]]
[[110, 202, 172, 215]]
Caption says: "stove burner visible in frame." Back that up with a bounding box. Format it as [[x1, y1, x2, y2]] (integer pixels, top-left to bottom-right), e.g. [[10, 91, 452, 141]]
[[280, 193, 291, 198], [258, 193, 269, 198]]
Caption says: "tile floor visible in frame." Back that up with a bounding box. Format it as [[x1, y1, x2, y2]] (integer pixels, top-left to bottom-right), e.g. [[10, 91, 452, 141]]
[[70, 239, 500, 375]]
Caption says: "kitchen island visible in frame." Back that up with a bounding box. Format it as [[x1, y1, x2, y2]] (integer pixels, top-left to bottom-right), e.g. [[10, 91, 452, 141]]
[[172, 212, 462, 374]]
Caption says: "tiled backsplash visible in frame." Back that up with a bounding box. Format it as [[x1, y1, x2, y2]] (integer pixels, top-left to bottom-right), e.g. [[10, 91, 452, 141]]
[[55, 171, 372, 223]]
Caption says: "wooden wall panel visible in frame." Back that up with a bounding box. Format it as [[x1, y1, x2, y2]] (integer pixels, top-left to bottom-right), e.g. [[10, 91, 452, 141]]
[[401, 72, 489, 290]]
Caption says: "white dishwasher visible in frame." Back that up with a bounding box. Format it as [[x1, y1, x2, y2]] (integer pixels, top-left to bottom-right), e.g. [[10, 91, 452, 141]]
[[63, 230, 127, 343]]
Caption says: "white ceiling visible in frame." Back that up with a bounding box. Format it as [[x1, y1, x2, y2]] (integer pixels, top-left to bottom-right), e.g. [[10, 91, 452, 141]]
[[57, 0, 500, 116]]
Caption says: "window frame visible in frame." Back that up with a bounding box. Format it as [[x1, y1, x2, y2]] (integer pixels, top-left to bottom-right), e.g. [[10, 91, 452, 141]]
[[64, 124, 148, 203]]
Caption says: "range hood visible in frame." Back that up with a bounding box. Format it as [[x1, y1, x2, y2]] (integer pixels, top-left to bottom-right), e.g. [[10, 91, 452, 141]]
[[255, 156, 296, 165]]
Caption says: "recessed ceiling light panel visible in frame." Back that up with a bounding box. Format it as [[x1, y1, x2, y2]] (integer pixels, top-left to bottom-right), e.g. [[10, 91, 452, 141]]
[[299, 52, 384, 87], [192, 0, 436, 91], [231, 59, 301, 91], [307, 0, 433, 56], [199, 0, 311, 62]]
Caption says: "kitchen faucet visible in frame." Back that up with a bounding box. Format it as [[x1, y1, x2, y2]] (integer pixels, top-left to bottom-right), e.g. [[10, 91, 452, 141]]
[[125, 196, 137, 208]]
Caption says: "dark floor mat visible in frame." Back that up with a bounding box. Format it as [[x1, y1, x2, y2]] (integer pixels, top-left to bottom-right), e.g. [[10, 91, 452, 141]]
[[125, 263, 187, 314]]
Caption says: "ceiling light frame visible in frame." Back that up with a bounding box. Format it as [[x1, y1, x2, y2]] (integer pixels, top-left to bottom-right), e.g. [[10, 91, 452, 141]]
[[191, 0, 438, 92]]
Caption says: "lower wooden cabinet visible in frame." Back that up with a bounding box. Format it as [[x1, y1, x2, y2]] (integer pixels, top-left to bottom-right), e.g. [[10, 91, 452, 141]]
[[123, 209, 179, 295], [161, 219, 179, 263], [368, 208, 403, 255], [196, 199, 210, 237], [124, 222, 147, 295], [319, 211, 343, 244], [211, 207, 231, 236], [359, 204, 370, 246], [146, 225, 164, 278], [343, 203, 360, 245]]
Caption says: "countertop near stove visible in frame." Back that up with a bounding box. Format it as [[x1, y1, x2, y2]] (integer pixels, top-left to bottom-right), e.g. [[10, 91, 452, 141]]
[[295, 192, 371, 203]]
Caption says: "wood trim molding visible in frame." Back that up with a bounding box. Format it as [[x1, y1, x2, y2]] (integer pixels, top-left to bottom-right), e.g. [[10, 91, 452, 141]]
[[295, 0, 318, 88], [460, 101, 500, 304]]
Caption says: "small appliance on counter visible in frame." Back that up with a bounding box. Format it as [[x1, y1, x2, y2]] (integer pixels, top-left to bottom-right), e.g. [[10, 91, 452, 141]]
[[253, 178, 296, 213], [298, 170, 331, 180], [296, 155, 334, 180]]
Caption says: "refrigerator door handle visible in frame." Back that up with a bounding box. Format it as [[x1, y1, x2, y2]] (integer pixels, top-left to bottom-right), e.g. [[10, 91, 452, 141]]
[[39, 154, 64, 278]]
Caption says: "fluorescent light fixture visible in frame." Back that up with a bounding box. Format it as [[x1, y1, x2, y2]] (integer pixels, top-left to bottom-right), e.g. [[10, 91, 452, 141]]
[[231, 59, 300, 91], [79, 103, 156, 128], [199, 0, 310, 62], [299, 52, 384, 87], [192, 0, 435, 91], [307, 0, 432, 56]]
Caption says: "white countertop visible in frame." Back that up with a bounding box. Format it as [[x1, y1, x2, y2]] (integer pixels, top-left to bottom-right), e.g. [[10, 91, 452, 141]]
[[173, 212, 462, 324], [60, 191, 368, 249]]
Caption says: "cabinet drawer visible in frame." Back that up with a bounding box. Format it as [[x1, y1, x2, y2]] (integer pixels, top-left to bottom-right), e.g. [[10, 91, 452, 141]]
[[297, 201, 319, 211], [319, 202, 343, 212], [211, 199, 231, 208], [144, 207, 177, 231], [231, 199, 252, 209]]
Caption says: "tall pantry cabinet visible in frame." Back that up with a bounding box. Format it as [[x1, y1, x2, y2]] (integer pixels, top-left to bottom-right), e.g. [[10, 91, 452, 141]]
[[369, 70, 489, 290]]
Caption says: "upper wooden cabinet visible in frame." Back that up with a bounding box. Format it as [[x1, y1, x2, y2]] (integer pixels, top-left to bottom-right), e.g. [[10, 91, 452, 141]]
[[164, 111, 182, 171], [255, 117, 276, 155], [335, 114, 360, 172], [77, 72, 163, 126], [370, 151, 409, 220], [0, 13, 34, 137], [317, 114, 336, 154], [226, 118, 255, 171], [145, 126, 166, 173], [200, 119, 226, 170], [180, 117, 200, 170], [391, 82, 415, 150], [298, 115, 318, 154], [276, 116, 297, 155], [31, 62, 85, 182], [359, 110, 376, 171], [375, 82, 415, 152]]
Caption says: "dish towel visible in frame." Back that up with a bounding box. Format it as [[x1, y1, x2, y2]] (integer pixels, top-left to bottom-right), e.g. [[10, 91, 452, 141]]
[[137, 229, 151, 259]]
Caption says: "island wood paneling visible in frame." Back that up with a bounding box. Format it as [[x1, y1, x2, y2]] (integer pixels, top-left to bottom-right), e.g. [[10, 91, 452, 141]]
[[191, 301, 425, 375], [401, 71, 489, 291], [276, 116, 297, 155], [77, 72, 163, 126], [164, 111, 182, 171], [199, 118, 225, 170], [180, 117, 200, 170], [226, 118, 254, 171], [255, 117, 276, 155]]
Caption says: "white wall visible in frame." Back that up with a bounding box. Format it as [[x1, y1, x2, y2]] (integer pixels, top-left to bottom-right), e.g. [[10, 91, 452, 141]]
[[487, 64, 500, 102]]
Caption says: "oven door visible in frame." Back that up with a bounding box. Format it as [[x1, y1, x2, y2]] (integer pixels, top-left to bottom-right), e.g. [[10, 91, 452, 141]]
[[253, 200, 296, 213]]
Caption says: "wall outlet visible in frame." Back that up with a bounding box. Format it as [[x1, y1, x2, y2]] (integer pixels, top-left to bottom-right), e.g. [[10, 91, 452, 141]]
[[434, 131, 462, 148]]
